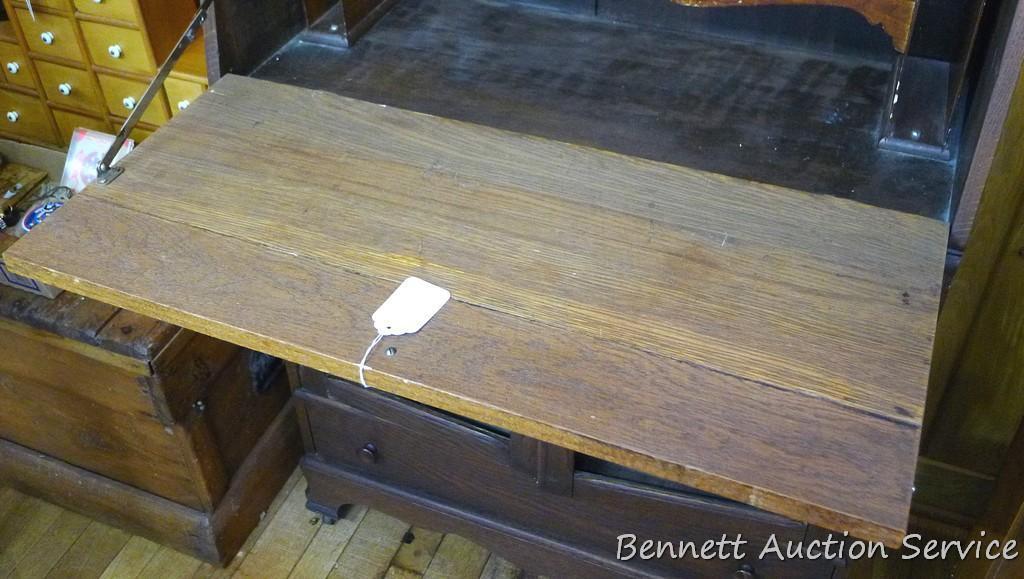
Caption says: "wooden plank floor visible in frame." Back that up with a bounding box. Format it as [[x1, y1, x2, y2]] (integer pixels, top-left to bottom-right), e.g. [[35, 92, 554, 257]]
[[0, 470, 523, 579]]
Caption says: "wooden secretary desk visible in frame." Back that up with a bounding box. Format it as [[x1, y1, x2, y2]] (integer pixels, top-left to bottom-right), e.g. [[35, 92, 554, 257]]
[[3, 0, 973, 575]]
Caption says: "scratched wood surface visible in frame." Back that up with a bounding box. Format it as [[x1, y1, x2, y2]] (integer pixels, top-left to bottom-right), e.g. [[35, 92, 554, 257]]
[[6, 74, 947, 545], [0, 472, 520, 579]]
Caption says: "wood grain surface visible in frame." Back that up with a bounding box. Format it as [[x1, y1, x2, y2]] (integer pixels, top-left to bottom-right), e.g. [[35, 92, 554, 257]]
[[6, 74, 947, 545]]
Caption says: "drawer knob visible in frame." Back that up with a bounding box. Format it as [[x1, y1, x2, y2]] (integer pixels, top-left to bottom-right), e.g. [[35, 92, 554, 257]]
[[108, 44, 123, 59], [5, 111, 18, 123], [177, 99, 190, 111], [93, 0, 104, 3], [358, 443, 378, 464], [40, 32, 55, 45], [58, 83, 73, 96], [122, 96, 137, 110], [6, 62, 19, 75]]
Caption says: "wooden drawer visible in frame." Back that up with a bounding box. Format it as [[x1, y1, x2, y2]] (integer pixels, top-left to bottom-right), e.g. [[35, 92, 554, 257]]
[[297, 369, 839, 578], [0, 88, 56, 143], [73, 0, 140, 25], [96, 72, 168, 125], [14, 0, 72, 12], [0, 43, 36, 90], [79, 20, 153, 75], [15, 8, 83, 63], [129, 123, 153, 141], [164, 76, 205, 117], [52, 108, 109, 145], [35, 59, 103, 112]]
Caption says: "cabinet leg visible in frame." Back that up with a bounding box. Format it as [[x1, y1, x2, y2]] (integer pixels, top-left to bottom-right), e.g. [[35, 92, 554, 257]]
[[305, 495, 351, 525]]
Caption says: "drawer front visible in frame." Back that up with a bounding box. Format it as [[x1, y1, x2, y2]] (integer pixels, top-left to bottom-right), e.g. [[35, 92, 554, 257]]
[[0, 89, 56, 143], [96, 73, 168, 125], [0, 44, 36, 90], [73, 0, 139, 25], [16, 9, 83, 63], [14, 0, 72, 12], [52, 108, 109, 145], [298, 370, 837, 578], [164, 77, 205, 117], [35, 60, 103, 112], [79, 20, 153, 75]]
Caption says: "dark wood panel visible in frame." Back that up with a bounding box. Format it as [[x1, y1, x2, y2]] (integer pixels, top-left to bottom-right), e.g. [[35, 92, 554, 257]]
[[205, 0, 305, 78], [252, 0, 955, 219], [206, 351, 291, 477]]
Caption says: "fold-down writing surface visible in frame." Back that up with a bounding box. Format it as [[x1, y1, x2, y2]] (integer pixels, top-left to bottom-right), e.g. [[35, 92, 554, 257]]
[[6, 74, 947, 546]]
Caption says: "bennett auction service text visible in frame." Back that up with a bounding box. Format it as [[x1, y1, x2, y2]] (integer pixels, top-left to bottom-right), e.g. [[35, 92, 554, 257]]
[[616, 532, 1018, 562]]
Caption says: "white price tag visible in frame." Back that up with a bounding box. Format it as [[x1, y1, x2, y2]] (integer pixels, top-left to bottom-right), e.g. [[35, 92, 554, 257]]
[[372, 277, 451, 336], [359, 277, 451, 388]]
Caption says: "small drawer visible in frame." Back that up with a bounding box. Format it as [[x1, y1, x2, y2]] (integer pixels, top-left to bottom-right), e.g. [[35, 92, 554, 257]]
[[52, 108, 109, 145], [16, 9, 83, 63], [164, 77, 205, 117], [35, 60, 103, 112], [0, 44, 35, 90], [14, 0, 72, 12], [96, 73, 168, 125], [79, 20, 153, 75], [0, 89, 57, 144], [298, 369, 840, 578], [73, 0, 139, 25]]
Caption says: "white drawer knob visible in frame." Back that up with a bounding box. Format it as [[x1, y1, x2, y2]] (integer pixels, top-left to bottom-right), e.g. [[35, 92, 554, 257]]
[[5, 62, 18, 75], [122, 96, 136, 110], [40, 32, 55, 45], [58, 83, 73, 96], [108, 44, 122, 59], [177, 99, 190, 111], [93, 0, 104, 3], [6, 111, 19, 123]]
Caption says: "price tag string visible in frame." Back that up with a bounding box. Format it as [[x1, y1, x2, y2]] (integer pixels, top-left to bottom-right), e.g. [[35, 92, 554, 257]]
[[358, 333, 385, 388]]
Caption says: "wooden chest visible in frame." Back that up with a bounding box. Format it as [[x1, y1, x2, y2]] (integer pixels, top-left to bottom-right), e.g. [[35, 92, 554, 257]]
[[294, 366, 846, 578], [0, 283, 301, 564]]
